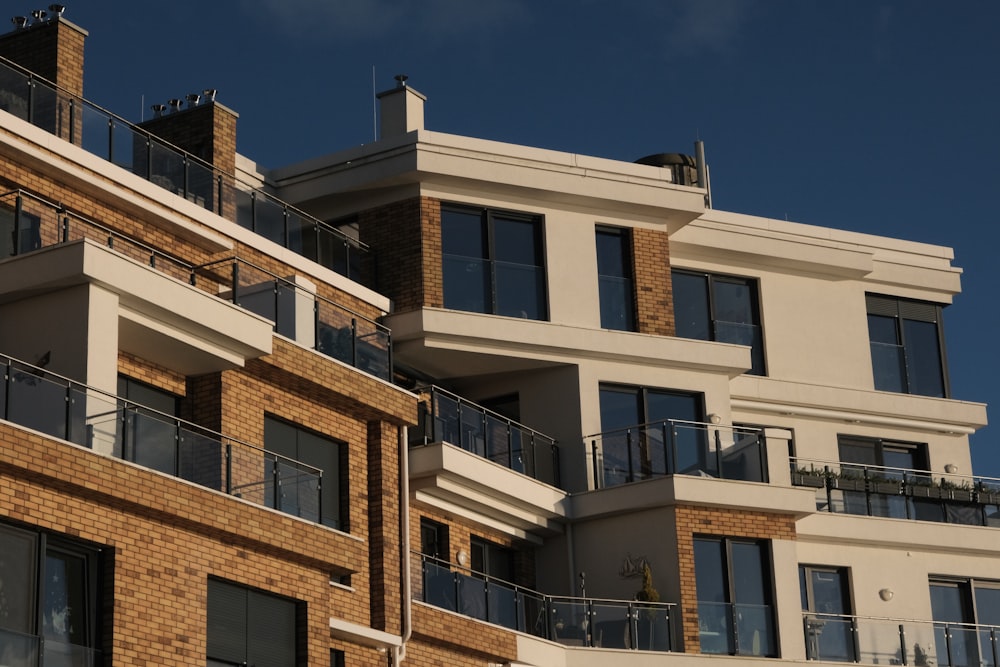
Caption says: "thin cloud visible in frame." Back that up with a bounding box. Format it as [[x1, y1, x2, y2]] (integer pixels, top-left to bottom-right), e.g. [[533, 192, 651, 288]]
[[659, 0, 755, 57], [245, 0, 528, 41]]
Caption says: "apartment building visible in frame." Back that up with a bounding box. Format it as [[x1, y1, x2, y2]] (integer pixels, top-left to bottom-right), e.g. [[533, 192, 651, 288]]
[[0, 9, 992, 667]]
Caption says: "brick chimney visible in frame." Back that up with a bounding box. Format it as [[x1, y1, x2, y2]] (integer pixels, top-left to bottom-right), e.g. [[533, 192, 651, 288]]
[[0, 12, 87, 142], [138, 95, 239, 218], [376, 74, 425, 139]]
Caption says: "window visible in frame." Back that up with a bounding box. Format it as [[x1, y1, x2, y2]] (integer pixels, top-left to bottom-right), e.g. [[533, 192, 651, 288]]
[[118, 375, 181, 475], [837, 435, 930, 519], [694, 537, 776, 657], [0, 522, 104, 664], [331, 649, 346, 667], [420, 518, 449, 561], [867, 294, 948, 397], [929, 578, 1000, 667], [441, 205, 547, 320], [207, 578, 298, 667], [673, 270, 765, 375], [800, 565, 855, 661], [598, 384, 705, 484], [595, 226, 635, 331], [264, 416, 346, 530], [470, 537, 514, 582]]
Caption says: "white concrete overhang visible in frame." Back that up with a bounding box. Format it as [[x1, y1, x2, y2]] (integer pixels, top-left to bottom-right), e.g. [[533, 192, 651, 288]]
[[329, 616, 402, 650], [569, 474, 817, 521], [388, 307, 751, 381], [0, 239, 272, 373], [409, 442, 569, 537], [797, 512, 1000, 556], [732, 376, 989, 436], [271, 130, 707, 233]]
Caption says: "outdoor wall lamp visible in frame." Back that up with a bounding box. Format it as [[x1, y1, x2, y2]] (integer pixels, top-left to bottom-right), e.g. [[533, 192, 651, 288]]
[[944, 463, 959, 474], [708, 413, 722, 425], [879, 588, 894, 602]]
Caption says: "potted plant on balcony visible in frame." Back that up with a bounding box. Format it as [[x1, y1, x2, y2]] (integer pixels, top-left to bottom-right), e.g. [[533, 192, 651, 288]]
[[791, 466, 828, 488], [829, 469, 866, 492], [977, 482, 1000, 506], [869, 473, 903, 496], [634, 563, 668, 651], [941, 478, 975, 503]]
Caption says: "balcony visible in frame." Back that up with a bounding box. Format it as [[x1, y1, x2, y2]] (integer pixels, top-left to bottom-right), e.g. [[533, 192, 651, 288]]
[[411, 386, 560, 487], [0, 352, 325, 525], [0, 54, 369, 285], [413, 552, 676, 652], [802, 612, 1000, 667], [587, 420, 768, 489], [0, 626, 100, 667], [0, 189, 390, 380], [791, 458, 1000, 527], [192, 257, 391, 381]]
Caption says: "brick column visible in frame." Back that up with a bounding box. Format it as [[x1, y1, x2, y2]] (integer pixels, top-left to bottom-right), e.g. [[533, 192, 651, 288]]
[[632, 227, 675, 336], [367, 420, 402, 634]]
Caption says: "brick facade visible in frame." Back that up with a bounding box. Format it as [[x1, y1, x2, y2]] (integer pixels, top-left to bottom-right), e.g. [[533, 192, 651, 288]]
[[632, 227, 675, 336]]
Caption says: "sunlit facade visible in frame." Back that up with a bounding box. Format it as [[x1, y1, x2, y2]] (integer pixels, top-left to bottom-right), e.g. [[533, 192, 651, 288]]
[[0, 11, 991, 667]]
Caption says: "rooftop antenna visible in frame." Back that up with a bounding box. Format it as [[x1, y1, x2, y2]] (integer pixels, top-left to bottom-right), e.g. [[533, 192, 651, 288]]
[[371, 65, 377, 142]]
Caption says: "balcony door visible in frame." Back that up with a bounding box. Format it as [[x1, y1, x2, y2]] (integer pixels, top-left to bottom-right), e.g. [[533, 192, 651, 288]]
[[800, 565, 855, 662]]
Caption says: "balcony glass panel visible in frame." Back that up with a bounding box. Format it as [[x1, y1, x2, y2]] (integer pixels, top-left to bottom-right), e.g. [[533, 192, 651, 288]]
[[253, 195, 286, 246], [79, 104, 112, 161], [235, 187, 254, 231], [735, 602, 775, 656], [0, 626, 39, 667], [29, 82, 59, 135], [0, 69, 30, 120], [178, 425, 225, 490], [494, 262, 545, 320], [716, 321, 765, 375], [185, 160, 214, 210], [126, 410, 177, 476], [266, 455, 321, 524], [353, 319, 391, 381], [111, 118, 141, 173], [486, 579, 518, 629], [550, 599, 589, 646], [7, 364, 70, 440], [148, 138, 185, 195], [697, 601, 734, 654], [517, 589, 547, 638], [457, 572, 487, 621], [423, 560, 458, 612]]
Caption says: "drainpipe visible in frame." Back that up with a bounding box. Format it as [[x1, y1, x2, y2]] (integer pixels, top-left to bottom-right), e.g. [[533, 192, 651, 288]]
[[394, 424, 412, 665]]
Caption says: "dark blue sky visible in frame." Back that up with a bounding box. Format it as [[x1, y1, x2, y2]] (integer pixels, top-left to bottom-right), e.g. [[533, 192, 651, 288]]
[[55, 2, 997, 474]]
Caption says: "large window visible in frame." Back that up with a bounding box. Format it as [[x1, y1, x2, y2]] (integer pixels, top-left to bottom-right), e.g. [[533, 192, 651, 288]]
[[207, 578, 298, 667], [929, 578, 1000, 667], [595, 226, 635, 331], [673, 270, 765, 375], [441, 205, 547, 320], [694, 537, 776, 657], [837, 435, 930, 519], [264, 416, 346, 530], [867, 294, 948, 397], [598, 384, 705, 484], [800, 565, 855, 662], [0, 522, 104, 665]]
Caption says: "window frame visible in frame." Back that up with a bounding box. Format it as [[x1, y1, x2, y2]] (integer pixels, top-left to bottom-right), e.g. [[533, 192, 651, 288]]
[[866, 293, 950, 398], [207, 577, 300, 667], [595, 225, 636, 331], [0, 521, 105, 659], [672, 269, 766, 375], [264, 415, 348, 531], [441, 203, 548, 320], [420, 518, 450, 561], [693, 536, 777, 657]]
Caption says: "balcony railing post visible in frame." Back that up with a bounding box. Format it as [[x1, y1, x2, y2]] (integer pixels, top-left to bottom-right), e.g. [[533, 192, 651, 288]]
[[850, 615, 861, 664], [215, 174, 223, 216], [145, 135, 152, 184], [313, 299, 320, 354], [663, 421, 673, 475], [62, 381, 72, 442], [730, 603, 739, 654], [68, 98, 76, 144], [282, 205, 289, 248], [824, 465, 833, 512], [26, 76, 34, 124], [899, 623, 908, 666], [13, 193, 22, 256], [714, 428, 723, 477], [625, 429, 635, 483], [350, 317, 358, 368], [272, 453, 281, 511], [225, 443, 232, 494], [864, 467, 874, 516], [592, 440, 600, 489], [316, 470, 323, 529], [61, 213, 69, 243], [182, 155, 190, 200], [231, 260, 240, 305], [991, 626, 998, 667], [944, 624, 954, 667]]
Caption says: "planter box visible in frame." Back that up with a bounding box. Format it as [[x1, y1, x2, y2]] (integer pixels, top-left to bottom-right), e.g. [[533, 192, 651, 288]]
[[978, 491, 1000, 505], [792, 473, 827, 488], [831, 477, 866, 492], [908, 484, 946, 499], [872, 481, 903, 495], [946, 488, 975, 502]]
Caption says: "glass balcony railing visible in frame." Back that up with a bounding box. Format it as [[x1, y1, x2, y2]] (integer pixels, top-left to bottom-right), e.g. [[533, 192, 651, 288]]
[[0, 54, 370, 285], [791, 458, 1000, 528], [587, 420, 767, 489], [0, 352, 324, 524], [413, 552, 676, 652], [802, 612, 1000, 667], [410, 386, 560, 487], [0, 189, 392, 380], [698, 600, 777, 657], [0, 626, 101, 667], [191, 257, 391, 381]]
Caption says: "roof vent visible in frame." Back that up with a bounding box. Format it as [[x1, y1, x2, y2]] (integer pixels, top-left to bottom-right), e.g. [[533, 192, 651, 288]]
[[150, 104, 167, 118], [30, 9, 46, 23], [186, 93, 201, 108], [634, 153, 698, 186], [167, 98, 183, 113], [11, 16, 27, 28], [47, 4, 64, 19]]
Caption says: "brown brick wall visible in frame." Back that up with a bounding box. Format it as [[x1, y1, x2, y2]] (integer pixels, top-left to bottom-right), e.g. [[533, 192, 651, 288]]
[[409, 603, 519, 666], [358, 196, 441, 313], [632, 227, 675, 336], [0, 422, 371, 665], [673, 505, 796, 653]]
